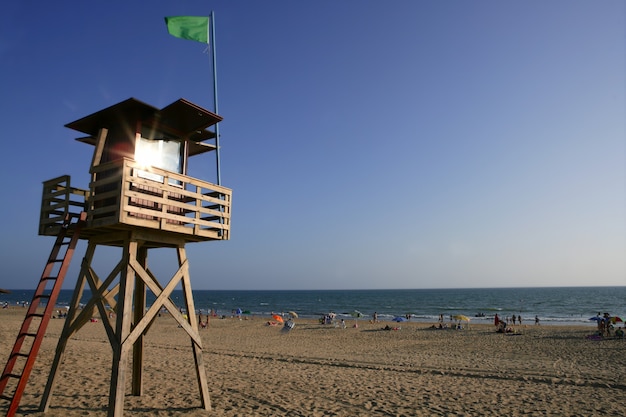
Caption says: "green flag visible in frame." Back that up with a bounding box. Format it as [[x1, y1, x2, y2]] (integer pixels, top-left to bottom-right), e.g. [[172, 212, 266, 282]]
[[165, 16, 209, 43]]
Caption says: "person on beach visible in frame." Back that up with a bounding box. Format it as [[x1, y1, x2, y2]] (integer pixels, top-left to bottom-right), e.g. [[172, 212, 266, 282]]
[[372, 312, 378, 323], [494, 314, 500, 327], [496, 321, 511, 333], [518, 315, 522, 325], [534, 315, 540, 325]]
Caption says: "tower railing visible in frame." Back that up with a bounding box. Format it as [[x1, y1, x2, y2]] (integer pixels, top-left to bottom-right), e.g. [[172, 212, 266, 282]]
[[39, 158, 231, 242], [39, 176, 88, 236]]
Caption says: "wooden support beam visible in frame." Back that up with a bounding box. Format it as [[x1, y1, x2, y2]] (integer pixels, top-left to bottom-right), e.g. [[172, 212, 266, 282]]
[[40, 231, 212, 416], [132, 247, 147, 396], [179, 246, 211, 411], [108, 239, 136, 417], [126, 259, 186, 346], [89, 128, 108, 171], [127, 256, 201, 347]]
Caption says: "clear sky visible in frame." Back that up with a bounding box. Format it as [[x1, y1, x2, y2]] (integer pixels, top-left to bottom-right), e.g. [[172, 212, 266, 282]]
[[1, 1, 624, 290]]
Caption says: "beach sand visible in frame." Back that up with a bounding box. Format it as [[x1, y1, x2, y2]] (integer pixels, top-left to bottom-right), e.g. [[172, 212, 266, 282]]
[[1, 308, 624, 416]]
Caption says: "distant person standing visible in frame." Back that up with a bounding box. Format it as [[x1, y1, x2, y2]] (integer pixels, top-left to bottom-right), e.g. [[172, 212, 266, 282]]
[[518, 315, 522, 325], [534, 315, 540, 325]]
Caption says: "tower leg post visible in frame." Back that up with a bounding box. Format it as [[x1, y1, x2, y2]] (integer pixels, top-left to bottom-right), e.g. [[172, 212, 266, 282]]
[[179, 246, 211, 410], [131, 247, 147, 396], [107, 239, 136, 417]]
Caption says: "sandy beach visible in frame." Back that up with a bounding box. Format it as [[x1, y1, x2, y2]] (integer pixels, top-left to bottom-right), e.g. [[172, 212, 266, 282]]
[[1, 307, 624, 416]]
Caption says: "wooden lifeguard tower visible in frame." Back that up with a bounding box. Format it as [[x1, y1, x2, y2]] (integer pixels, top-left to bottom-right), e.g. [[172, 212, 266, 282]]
[[0, 98, 232, 416]]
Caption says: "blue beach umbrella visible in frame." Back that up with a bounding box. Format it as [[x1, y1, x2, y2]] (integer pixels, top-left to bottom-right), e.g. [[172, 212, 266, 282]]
[[392, 316, 406, 322]]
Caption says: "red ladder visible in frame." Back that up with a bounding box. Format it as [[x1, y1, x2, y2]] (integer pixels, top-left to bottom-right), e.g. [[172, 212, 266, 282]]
[[0, 212, 86, 417]]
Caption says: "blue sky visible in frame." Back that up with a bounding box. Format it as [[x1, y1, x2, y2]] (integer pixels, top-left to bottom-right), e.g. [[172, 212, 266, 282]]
[[1, 1, 624, 290]]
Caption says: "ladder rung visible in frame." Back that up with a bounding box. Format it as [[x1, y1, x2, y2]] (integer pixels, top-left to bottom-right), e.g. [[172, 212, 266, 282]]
[[10, 352, 29, 359], [41, 276, 58, 281], [27, 313, 45, 318], [4, 373, 22, 379], [19, 332, 37, 338], [34, 294, 51, 299]]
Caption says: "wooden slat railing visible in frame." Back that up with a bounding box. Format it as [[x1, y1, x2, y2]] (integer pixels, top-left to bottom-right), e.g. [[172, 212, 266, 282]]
[[89, 158, 231, 241], [39, 176, 88, 236], [39, 160, 231, 242]]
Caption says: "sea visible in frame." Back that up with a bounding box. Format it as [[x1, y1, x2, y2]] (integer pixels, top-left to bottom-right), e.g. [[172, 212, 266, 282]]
[[1, 287, 624, 326]]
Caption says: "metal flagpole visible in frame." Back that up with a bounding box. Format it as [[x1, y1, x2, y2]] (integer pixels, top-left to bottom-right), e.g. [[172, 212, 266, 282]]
[[210, 11, 221, 185]]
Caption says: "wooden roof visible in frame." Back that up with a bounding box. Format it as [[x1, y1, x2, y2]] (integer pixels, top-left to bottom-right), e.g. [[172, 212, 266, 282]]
[[66, 98, 222, 152]]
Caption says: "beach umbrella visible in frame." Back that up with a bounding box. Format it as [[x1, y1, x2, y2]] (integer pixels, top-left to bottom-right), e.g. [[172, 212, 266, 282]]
[[272, 314, 284, 323], [610, 316, 623, 324], [392, 316, 406, 322], [453, 315, 471, 329], [350, 310, 363, 327], [288, 311, 298, 318], [350, 310, 363, 318]]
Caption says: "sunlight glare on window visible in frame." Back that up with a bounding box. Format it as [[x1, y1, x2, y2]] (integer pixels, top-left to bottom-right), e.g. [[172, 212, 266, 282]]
[[135, 143, 160, 169]]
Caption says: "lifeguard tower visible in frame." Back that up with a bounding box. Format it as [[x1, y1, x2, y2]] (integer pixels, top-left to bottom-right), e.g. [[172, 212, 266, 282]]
[[0, 98, 232, 416]]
